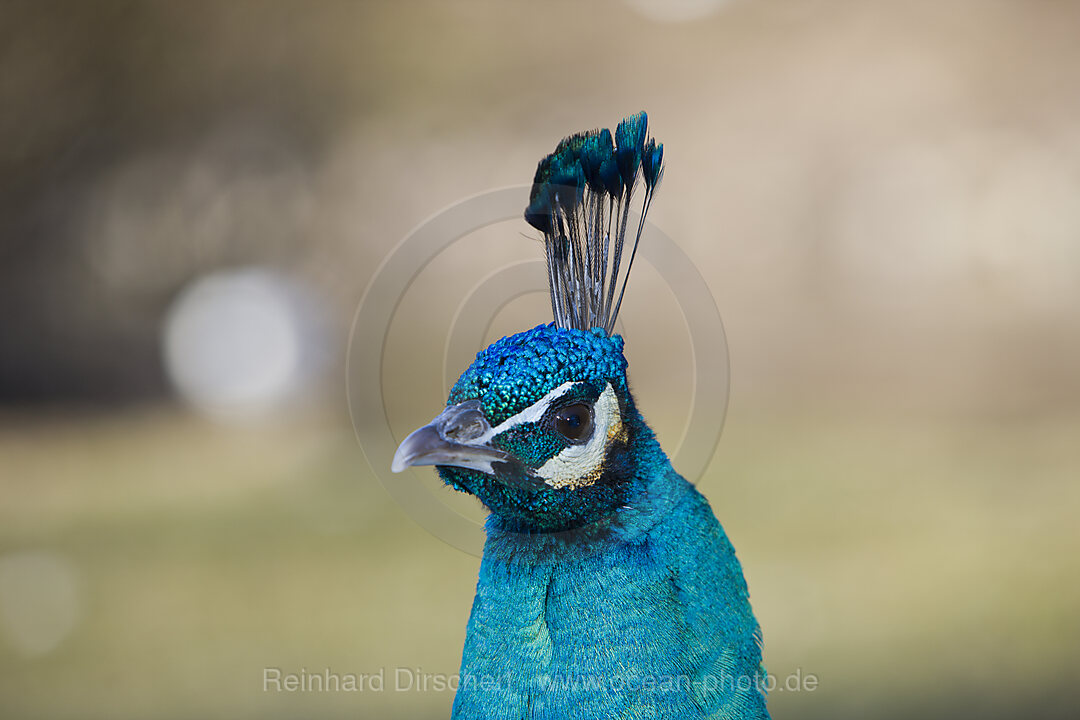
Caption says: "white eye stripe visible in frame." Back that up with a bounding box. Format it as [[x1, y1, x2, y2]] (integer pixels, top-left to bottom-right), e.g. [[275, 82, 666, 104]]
[[471, 381, 579, 446], [536, 383, 620, 489]]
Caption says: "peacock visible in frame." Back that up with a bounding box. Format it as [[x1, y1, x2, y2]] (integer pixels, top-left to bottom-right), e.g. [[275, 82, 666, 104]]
[[392, 112, 769, 719]]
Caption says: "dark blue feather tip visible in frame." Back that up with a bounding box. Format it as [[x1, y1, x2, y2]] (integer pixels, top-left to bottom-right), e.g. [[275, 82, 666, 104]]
[[641, 138, 664, 190], [523, 111, 664, 335], [614, 112, 647, 190]]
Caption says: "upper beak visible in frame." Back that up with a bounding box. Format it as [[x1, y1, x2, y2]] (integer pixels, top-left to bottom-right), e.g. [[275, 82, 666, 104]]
[[391, 399, 512, 474]]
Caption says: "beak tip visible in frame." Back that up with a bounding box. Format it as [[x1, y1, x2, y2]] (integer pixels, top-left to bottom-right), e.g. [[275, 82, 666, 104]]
[[390, 446, 412, 473], [392, 423, 432, 473]]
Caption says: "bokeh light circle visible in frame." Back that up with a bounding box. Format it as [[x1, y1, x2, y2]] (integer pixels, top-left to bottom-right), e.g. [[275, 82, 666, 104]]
[[0, 551, 81, 657], [163, 268, 309, 421]]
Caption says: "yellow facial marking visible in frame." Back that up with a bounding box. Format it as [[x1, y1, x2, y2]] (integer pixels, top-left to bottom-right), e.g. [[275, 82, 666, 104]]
[[536, 383, 622, 490]]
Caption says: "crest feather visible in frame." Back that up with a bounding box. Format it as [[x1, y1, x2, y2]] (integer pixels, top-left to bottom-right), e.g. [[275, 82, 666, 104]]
[[524, 111, 664, 334]]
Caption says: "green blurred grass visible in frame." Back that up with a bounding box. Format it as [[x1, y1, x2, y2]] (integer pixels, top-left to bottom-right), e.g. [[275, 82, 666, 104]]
[[0, 407, 1077, 719]]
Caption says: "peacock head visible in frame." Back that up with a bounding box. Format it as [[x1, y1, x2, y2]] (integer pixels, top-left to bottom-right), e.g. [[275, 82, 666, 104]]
[[392, 324, 665, 532], [392, 112, 665, 533]]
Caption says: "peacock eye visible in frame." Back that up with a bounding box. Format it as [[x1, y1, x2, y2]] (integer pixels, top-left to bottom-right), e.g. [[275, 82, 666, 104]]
[[552, 403, 594, 443]]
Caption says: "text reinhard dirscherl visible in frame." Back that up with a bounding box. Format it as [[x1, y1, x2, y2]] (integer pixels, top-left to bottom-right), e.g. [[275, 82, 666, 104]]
[[262, 667, 819, 694]]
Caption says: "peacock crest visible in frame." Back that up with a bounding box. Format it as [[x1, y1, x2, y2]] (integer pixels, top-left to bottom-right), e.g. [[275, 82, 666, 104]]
[[524, 111, 664, 335]]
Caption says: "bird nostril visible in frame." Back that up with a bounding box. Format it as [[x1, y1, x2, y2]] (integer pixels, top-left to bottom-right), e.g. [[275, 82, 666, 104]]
[[439, 409, 487, 442]]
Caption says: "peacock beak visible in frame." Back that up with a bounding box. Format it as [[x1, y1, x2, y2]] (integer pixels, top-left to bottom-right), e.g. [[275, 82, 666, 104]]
[[391, 399, 513, 475]]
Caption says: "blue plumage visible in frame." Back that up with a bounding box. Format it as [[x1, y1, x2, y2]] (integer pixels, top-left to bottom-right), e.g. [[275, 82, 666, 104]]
[[393, 113, 769, 719]]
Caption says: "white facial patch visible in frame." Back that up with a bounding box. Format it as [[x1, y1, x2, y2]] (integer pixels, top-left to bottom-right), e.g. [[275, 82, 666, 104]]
[[471, 380, 623, 488], [535, 383, 621, 489]]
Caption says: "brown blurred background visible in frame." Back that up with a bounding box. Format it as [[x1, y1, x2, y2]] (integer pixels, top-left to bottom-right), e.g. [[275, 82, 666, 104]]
[[2, 1, 1079, 718]]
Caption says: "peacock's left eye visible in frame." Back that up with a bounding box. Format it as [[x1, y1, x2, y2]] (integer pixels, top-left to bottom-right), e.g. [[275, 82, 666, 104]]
[[552, 403, 594, 443]]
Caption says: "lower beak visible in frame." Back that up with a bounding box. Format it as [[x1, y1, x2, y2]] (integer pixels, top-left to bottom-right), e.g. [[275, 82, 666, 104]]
[[391, 400, 512, 475]]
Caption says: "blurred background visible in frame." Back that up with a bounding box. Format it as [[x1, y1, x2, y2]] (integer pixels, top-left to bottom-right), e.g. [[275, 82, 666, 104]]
[[2, 0, 1079, 718]]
